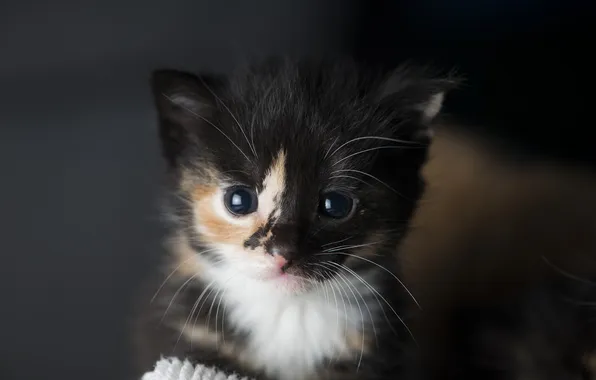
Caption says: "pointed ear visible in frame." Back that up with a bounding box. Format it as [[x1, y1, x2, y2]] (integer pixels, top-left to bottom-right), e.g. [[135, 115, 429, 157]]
[[151, 69, 220, 116], [150, 69, 221, 167], [377, 65, 459, 138]]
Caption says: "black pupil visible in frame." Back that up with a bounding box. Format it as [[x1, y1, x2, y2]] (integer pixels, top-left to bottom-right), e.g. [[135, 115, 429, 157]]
[[320, 192, 353, 219], [228, 188, 253, 214]]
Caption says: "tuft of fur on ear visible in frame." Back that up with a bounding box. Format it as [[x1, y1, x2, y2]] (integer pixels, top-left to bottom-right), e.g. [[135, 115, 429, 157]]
[[377, 64, 459, 139], [150, 69, 222, 167], [418, 92, 445, 123]]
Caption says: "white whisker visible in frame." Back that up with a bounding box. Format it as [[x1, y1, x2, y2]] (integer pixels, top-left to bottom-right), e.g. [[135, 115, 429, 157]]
[[330, 276, 349, 363], [327, 261, 415, 343], [325, 274, 342, 368], [323, 241, 386, 254], [220, 286, 230, 347], [179, 278, 218, 351], [332, 146, 418, 167], [197, 77, 258, 159], [328, 136, 421, 159], [214, 274, 236, 348], [249, 83, 276, 159], [326, 262, 396, 336], [321, 236, 354, 248], [331, 169, 401, 195], [317, 263, 366, 371], [319, 264, 378, 345], [151, 248, 217, 304], [323, 136, 340, 160], [316, 252, 420, 309], [329, 175, 374, 189], [161, 274, 198, 322]]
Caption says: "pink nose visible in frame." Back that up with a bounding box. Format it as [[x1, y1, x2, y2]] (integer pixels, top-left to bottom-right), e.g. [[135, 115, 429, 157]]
[[273, 254, 289, 269]]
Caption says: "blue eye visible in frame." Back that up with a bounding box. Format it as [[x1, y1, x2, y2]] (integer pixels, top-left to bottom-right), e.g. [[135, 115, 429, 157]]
[[319, 192, 354, 219], [224, 186, 258, 216]]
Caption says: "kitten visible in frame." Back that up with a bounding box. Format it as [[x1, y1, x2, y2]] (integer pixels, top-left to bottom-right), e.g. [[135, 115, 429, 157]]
[[133, 58, 454, 380], [400, 127, 596, 380]]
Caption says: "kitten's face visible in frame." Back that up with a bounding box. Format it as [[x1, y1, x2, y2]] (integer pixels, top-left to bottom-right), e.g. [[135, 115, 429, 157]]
[[152, 60, 450, 294]]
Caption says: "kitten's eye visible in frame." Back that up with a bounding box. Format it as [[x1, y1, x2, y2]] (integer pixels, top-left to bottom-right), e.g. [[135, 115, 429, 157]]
[[319, 192, 354, 220], [224, 186, 258, 216]]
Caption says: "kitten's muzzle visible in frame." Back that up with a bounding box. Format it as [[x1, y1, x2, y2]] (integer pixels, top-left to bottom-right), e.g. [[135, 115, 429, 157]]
[[264, 223, 303, 270]]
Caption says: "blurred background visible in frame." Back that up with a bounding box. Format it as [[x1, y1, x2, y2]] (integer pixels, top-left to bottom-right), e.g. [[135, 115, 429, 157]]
[[0, 1, 593, 379]]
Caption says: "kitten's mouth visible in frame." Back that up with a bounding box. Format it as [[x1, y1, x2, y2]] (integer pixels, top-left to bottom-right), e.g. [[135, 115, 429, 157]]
[[261, 266, 302, 280], [261, 266, 312, 293], [245, 255, 314, 292]]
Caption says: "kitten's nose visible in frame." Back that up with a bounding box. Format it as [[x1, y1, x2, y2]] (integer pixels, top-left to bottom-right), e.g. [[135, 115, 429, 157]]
[[270, 246, 293, 271]]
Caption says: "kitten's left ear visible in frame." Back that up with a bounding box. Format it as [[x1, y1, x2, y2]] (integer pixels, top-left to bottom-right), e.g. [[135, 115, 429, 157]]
[[377, 65, 459, 137], [150, 69, 224, 167]]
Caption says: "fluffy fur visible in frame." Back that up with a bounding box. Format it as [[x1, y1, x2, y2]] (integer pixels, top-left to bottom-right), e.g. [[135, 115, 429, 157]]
[[133, 58, 453, 380]]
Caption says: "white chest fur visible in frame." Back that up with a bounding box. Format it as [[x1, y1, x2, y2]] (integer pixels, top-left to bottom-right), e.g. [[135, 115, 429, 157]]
[[206, 267, 367, 380]]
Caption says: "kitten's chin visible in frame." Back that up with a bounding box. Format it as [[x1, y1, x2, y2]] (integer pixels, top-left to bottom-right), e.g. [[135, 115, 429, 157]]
[[270, 273, 313, 295], [249, 269, 314, 295], [218, 256, 314, 295]]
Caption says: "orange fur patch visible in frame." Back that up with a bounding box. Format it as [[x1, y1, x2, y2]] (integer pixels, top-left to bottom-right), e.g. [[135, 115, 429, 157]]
[[187, 150, 288, 261], [192, 184, 256, 246]]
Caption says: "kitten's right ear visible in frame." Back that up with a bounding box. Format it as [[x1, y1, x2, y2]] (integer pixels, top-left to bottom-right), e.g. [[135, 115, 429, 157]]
[[376, 65, 459, 140], [150, 69, 219, 166]]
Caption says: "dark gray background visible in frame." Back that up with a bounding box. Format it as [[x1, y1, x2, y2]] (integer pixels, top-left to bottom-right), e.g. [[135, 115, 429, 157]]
[[0, 1, 592, 379]]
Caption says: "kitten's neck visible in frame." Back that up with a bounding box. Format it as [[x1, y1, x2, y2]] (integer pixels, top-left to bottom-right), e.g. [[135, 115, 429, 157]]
[[162, 236, 401, 380], [192, 259, 379, 380]]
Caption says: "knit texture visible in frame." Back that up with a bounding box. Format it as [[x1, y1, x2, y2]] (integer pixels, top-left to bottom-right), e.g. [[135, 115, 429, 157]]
[[142, 358, 253, 380]]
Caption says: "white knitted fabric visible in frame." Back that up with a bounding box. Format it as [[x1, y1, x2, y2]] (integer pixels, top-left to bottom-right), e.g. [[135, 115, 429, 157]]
[[142, 357, 253, 380]]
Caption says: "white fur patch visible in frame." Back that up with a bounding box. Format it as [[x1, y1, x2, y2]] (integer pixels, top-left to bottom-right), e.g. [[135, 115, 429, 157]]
[[258, 149, 286, 220], [198, 254, 369, 380]]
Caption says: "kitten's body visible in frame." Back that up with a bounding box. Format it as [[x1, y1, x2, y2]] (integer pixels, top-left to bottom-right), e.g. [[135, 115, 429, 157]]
[[134, 59, 451, 380]]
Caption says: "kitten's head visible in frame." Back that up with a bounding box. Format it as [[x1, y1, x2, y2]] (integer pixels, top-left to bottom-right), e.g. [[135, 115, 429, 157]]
[[151, 59, 453, 294]]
